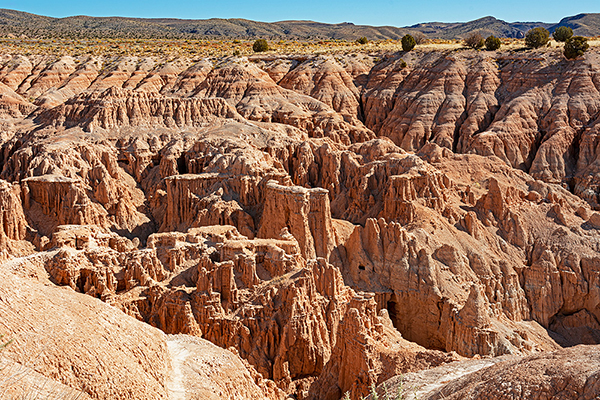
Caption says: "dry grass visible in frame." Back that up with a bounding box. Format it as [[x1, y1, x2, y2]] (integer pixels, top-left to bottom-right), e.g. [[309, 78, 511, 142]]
[[0, 37, 419, 57], [0, 36, 598, 58]]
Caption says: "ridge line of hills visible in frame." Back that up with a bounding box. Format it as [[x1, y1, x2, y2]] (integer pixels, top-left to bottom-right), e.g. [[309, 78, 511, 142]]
[[0, 9, 599, 40]]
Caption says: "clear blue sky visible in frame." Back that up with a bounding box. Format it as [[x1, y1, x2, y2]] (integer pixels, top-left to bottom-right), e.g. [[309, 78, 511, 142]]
[[3, 0, 599, 26]]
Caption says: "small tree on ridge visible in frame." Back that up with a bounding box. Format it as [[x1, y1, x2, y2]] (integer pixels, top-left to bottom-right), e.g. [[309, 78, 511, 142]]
[[564, 36, 589, 59], [485, 35, 501, 51], [401, 34, 416, 52], [464, 32, 484, 49], [252, 39, 269, 52], [525, 27, 550, 48], [553, 26, 573, 42]]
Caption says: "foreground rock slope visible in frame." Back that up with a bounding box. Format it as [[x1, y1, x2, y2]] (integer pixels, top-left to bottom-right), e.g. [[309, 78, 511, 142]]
[[1, 48, 600, 399], [374, 345, 600, 400]]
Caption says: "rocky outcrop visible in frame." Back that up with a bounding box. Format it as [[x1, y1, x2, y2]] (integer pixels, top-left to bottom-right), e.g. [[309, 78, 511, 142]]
[[423, 345, 600, 400], [278, 55, 364, 123], [161, 173, 257, 237], [40, 87, 242, 130], [331, 142, 600, 358], [0, 179, 33, 258], [258, 180, 336, 260], [39, 223, 452, 399], [0, 179, 28, 242], [307, 296, 456, 400], [1, 51, 600, 199], [23, 174, 109, 236], [194, 59, 374, 144]]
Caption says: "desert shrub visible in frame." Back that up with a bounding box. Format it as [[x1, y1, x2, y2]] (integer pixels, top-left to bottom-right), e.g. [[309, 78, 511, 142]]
[[564, 36, 589, 59], [553, 26, 573, 42], [464, 32, 484, 49], [0, 334, 12, 350], [401, 34, 416, 52], [525, 27, 550, 48], [399, 59, 407, 68], [364, 380, 407, 400], [252, 39, 269, 52], [485, 35, 502, 50], [356, 36, 368, 45]]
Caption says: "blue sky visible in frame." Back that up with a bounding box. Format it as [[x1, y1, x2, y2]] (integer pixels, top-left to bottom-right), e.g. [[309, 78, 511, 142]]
[[2, 0, 599, 26]]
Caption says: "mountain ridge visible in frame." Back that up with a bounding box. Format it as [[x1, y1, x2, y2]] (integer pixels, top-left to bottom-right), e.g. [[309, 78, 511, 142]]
[[0, 9, 599, 40]]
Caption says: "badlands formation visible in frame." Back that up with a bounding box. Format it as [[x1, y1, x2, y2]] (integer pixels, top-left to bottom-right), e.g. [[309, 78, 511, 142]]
[[1, 46, 600, 399]]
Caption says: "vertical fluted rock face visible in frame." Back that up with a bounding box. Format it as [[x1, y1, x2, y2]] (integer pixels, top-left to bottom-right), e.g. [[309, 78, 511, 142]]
[[382, 169, 450, 224], [161, 174, 257, 237], [0, 180, 27, 242], [373, 54, 469, 151], [0, 179, 32, 258], [307, 290, 455, 400], [258, 180, 336, 260], [23, 175, 109, 235], [23, 175, 109, 236], [307, 293, 386, 400]]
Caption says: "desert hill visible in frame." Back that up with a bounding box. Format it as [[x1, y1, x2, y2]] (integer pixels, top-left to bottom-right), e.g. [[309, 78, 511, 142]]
[[407, 16, 553, 39], [554, 13, 600, 37], [1, 9, 600, 40]]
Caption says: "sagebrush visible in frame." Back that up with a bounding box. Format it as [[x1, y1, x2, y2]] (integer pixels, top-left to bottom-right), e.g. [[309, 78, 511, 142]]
[[401, 35, 416, 52], [525, 27, 550, 48]]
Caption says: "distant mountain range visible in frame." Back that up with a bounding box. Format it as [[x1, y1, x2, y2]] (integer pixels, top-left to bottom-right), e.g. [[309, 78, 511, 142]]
[[0, 9, 599, 40]]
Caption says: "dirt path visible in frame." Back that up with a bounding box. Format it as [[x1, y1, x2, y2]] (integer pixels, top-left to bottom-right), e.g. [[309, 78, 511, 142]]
[[167, 338, 190, 400]]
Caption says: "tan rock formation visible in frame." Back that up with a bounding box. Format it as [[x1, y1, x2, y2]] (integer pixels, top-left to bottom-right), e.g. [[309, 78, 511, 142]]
[[0, 55, 34, 91], [423, 345, 600, 400], [0, 261, 170, 399], [278, 55, 364, 122], [0, 182, 33, 262], [0, 253, 284, 400], [258, 180, 336, 260], [0, 179, 29, 246], [3, 49, 600, 400], [23, 174, 109, 235], [0, 82, 36, 117], [39, 223, 452, 399], [41, 87, 242, 130]]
